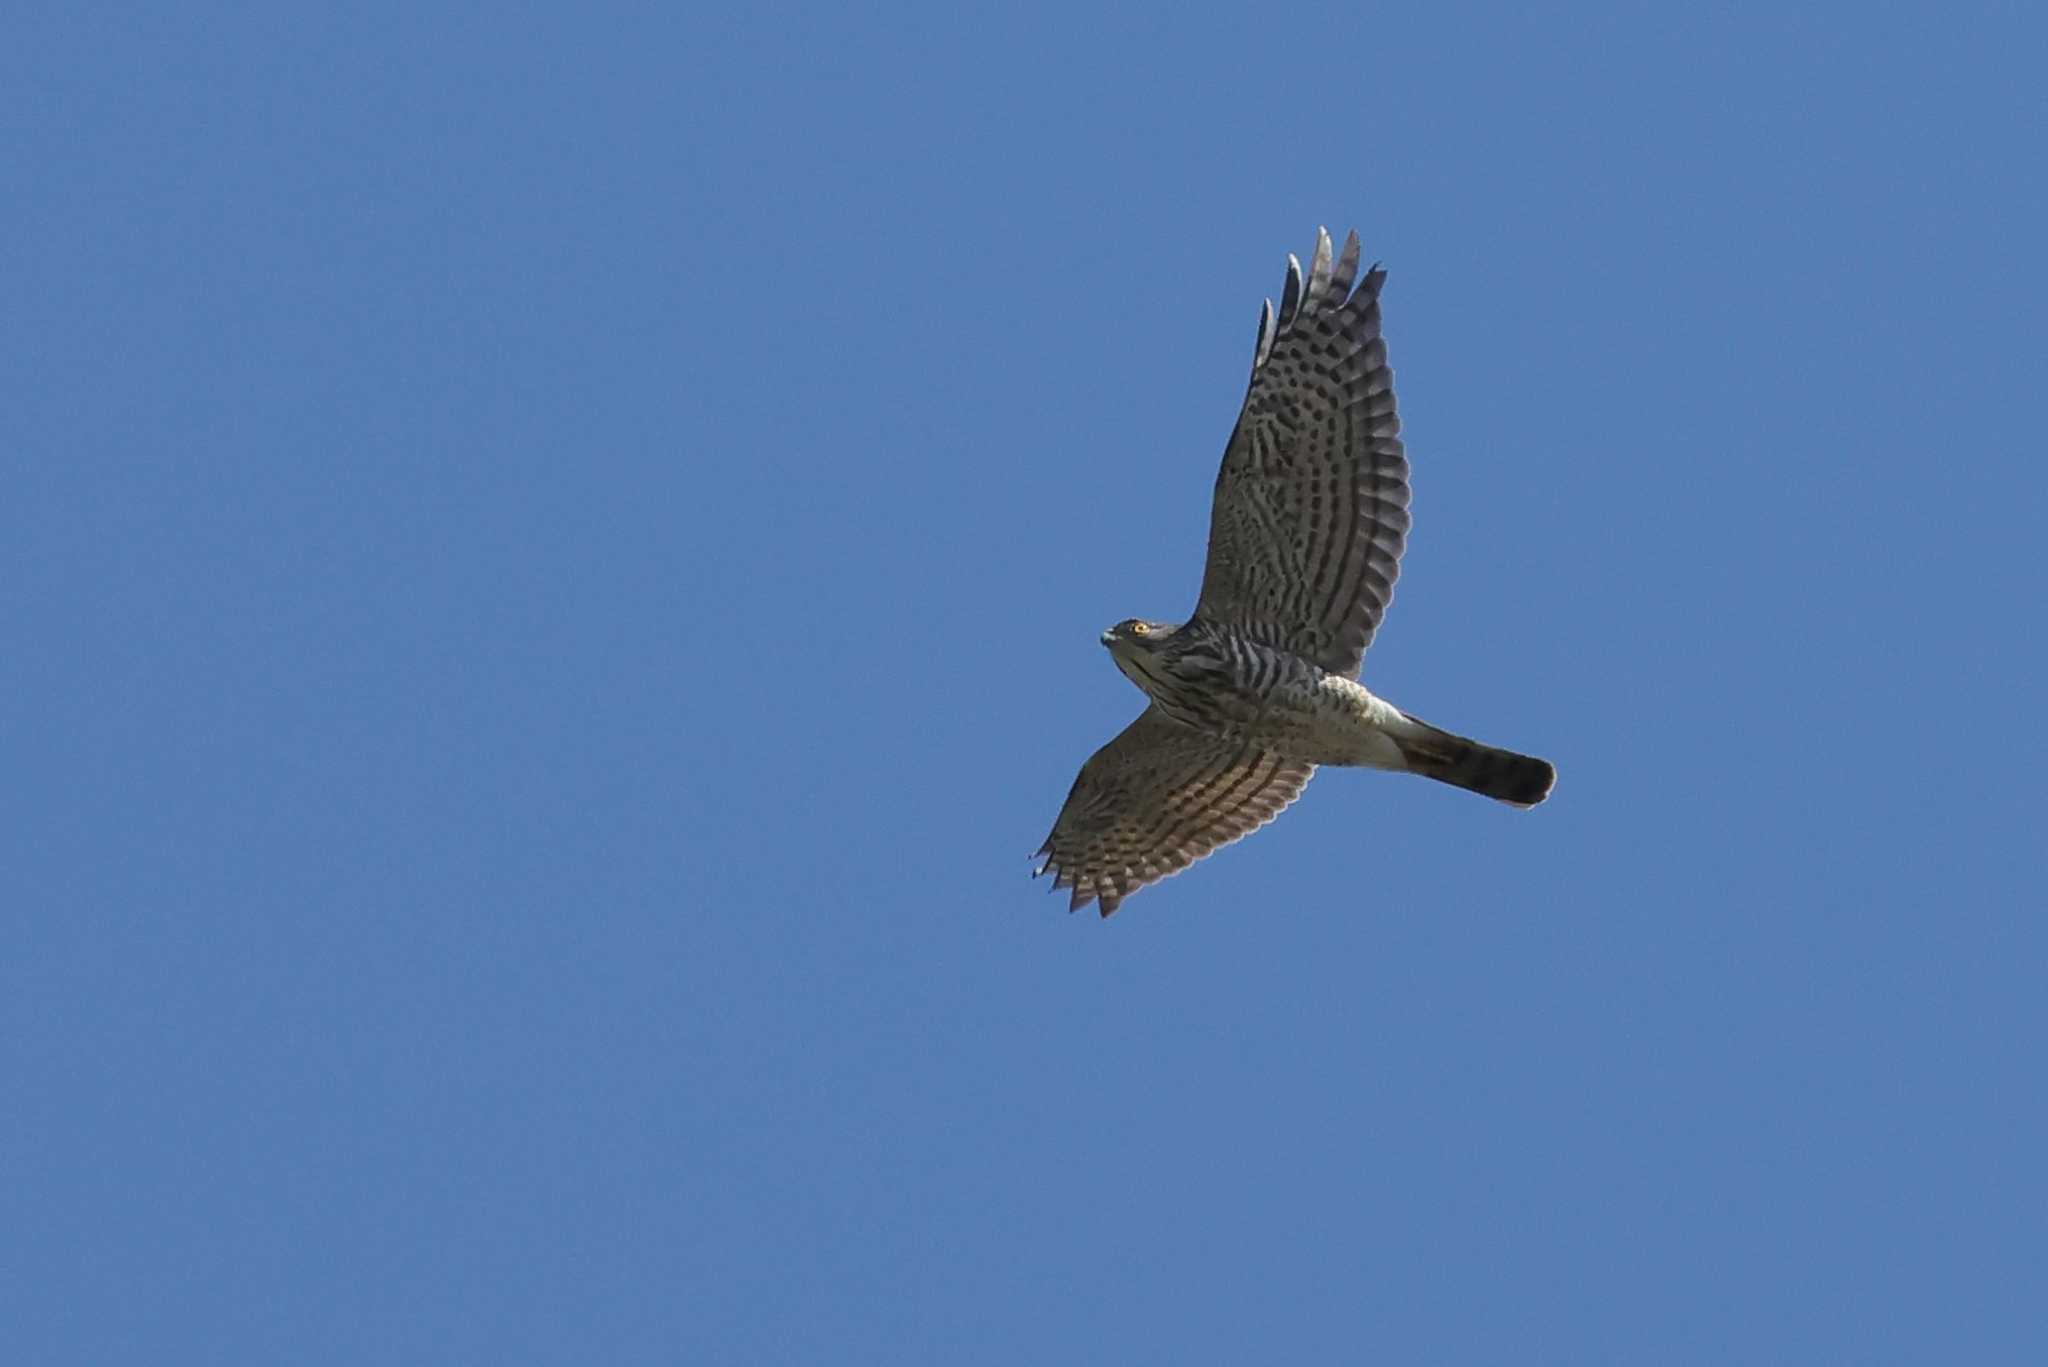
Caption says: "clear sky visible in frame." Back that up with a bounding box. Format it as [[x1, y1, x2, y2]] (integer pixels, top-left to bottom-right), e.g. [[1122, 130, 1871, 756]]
[[7, 3, 2046, 1362]]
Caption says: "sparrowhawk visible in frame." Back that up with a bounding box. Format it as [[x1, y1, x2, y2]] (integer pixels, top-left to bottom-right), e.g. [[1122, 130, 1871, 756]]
[[1036, 228, 1555, 917]]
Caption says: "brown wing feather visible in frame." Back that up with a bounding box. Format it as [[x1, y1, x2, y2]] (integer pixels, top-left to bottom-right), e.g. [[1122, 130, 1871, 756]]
[[1035, 707, 1314, 916], [1195, 227, 1411, 677]]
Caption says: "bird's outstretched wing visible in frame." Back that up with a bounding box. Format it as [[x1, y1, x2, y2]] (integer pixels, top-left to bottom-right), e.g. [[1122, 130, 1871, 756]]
[[1194, 227, 1411, 677], [1035, 707, 1314, 916]]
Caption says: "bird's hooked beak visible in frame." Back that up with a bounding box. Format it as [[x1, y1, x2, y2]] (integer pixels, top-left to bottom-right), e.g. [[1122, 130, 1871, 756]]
[[1100, 628, 1117, 647]]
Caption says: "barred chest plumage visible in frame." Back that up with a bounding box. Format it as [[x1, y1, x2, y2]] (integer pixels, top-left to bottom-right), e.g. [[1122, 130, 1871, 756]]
[[1109, 619, 1400, 766]]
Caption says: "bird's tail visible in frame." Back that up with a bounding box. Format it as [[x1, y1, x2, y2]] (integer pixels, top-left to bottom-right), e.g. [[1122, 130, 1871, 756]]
[[1389, 712, 1555, 807]]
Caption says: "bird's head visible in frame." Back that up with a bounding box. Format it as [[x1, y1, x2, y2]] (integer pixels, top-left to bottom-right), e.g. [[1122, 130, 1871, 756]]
[[1100, 620, 1184, 691], [1101, 618, 1177, 652]]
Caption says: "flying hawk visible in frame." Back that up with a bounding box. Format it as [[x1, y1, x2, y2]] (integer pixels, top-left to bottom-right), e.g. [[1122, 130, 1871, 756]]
[[1036, 228, 1554, 916]]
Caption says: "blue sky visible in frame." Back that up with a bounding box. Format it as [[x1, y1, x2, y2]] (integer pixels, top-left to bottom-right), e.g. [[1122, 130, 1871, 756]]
[[7, 3, 2046, 1361]]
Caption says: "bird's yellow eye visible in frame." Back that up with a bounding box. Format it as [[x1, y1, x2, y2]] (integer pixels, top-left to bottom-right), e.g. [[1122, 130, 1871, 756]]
[[1132, 622, 1150, 635]]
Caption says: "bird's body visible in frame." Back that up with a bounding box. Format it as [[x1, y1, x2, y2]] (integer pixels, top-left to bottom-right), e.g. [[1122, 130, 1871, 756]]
[[1036, 228, 1555, 916], [1103, 620, 1408, 770]]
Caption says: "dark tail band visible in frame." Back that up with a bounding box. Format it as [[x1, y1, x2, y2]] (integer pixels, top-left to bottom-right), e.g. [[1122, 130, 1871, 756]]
[[1393, 716, 1555, 807]]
